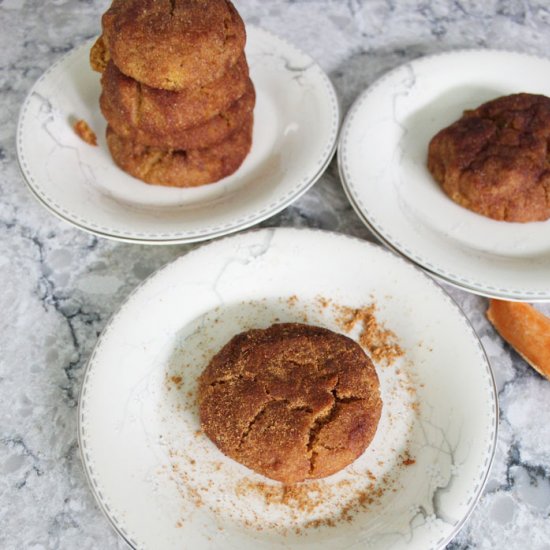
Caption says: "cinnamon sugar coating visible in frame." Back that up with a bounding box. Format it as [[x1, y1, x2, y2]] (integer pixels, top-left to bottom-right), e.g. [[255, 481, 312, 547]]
[[100, 55, 249, 134], [101, 75, 255, 150], [106, 114, 253, 187], [199, 323, 382, 484], [102, 0, 246, 91], [428, 93, 550, 222]]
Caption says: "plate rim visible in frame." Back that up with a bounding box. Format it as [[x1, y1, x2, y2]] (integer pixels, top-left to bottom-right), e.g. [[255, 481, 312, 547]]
[[16, 27, 340, 245], [339, 160, 550, 303], [337, 47, 550, 301], [77, 226, 498, 550]]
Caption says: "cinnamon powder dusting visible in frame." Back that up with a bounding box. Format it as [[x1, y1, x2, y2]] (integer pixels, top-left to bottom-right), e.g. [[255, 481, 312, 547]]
[[335, 303, 404, 366], [287, 295, 299, 307], [165, 373, 184, 391], [236, 480, 326, 514], [234, 473, 398, 531]]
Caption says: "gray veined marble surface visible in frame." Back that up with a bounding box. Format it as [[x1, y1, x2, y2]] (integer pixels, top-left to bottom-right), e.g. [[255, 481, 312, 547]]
[[1, 1, 550, 549]]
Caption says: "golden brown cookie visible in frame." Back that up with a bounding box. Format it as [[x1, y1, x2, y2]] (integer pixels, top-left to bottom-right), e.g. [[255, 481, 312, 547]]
[[102, 0, 246, 91], [106, 115, 253, 187], [199, 323, 382, 484], [101, 80, 255, 150], [100, 55, 250, 136], [428, 93, 550, 222]]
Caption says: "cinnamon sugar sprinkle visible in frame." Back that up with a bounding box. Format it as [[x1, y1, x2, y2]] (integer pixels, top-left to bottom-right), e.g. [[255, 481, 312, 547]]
[[233, 473, 399, 531], [334, 303, 404, 366], [170, 375, 183, 389], [287, 295, 299, 307], [235, 480, 326, 514]]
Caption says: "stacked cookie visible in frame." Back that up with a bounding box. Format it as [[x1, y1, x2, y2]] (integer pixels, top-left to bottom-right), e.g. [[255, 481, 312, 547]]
[[90, 0, 254, 188]]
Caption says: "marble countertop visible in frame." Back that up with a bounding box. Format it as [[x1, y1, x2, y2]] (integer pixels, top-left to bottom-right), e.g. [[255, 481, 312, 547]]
[[1, 1, 550, 548]]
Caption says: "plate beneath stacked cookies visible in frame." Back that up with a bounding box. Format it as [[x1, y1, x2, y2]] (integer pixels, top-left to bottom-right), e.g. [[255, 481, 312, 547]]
[[79, 228, 497, 550], [338, 49, 550, 301], [16, 27, 339, 244]]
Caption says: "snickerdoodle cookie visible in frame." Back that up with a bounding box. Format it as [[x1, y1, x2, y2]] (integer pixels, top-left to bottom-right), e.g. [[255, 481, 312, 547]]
[[199, 323, 382, 484], [100, 56, 249, 132], [101, 0, 246, 91], [106, 114, 253, 187], [428, 93, 550, 222], [99, 83, 256, 150], [101, 74, 255, 150]]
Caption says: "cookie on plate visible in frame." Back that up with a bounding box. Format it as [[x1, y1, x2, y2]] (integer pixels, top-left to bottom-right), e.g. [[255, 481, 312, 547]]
[[101, 76, 255, 150], [105, 115, 253, 188], [101, 0, 246, 91], [428, 93, 550, 222], [199, 323, 382, 484]]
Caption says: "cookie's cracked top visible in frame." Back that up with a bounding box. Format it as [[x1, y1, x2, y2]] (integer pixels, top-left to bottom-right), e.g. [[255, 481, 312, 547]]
[[198, 323, 382, 484], [101, 0, 246, 91]]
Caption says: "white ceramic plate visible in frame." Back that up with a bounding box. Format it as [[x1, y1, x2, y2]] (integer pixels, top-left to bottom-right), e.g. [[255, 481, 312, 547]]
[[79, 227, 497, 550], [16, 27, 339, 244], [338, 49, 550, 301]]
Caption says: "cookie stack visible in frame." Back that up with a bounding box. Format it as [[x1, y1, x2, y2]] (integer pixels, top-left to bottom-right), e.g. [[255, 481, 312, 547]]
[[90, 0, 254, 188]]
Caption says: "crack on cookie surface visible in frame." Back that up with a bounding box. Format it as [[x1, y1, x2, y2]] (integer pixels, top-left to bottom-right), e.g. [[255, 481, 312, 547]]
[[168, 0, 176, 17]]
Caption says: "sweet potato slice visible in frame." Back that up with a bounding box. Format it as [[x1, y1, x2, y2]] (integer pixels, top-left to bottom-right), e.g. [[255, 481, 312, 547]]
[[487, 299, 550, 380]]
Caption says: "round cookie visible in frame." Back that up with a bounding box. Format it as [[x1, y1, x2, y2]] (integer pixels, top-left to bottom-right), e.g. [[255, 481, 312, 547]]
[[100, 56, 250, 137], [101, 79, 255, 150], [106, 114, 253, 187], [102, 0, 246, 91], [428, 93, 550, 222], [199, 323, 382, 484]]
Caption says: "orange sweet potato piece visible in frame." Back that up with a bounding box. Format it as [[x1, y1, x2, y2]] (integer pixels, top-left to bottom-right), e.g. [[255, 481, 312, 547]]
[[487, 299, 550, 381]]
